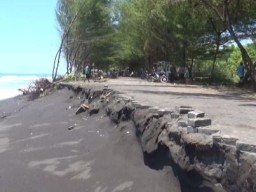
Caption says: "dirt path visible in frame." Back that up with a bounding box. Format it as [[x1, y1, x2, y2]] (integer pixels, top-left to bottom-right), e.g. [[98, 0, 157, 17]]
[[74, 77, 256, 145]]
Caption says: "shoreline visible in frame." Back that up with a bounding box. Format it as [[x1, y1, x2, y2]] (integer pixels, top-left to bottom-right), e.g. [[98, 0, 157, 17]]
[[0, 73, 53, 101], [0, 90, 21, 101]]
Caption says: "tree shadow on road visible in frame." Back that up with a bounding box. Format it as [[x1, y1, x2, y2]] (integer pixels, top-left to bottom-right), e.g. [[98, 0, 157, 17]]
[[125, 89, 256, 101], [113, 83, 199, 89], [239, 103, 256, 107]]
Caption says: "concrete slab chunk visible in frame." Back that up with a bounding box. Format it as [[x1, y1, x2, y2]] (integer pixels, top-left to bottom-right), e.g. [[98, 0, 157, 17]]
[[188, 118, 211, 127], [131, 101, 142, 108], [187, 126, 198, 133], [182, 133, 213, 149], [157, 108, 167, 115], [177, 108, 194, 114], [188, 110, 205, 118], [178, 121, 187, 127], [179, 105, 192, 109], [148, 107, 159, 113], [171, 113, 180, 119], [212, 135, 238, 145], [197, 127, 219, 135], [236, 141, 256, 153], [175, 105, 192, 111]]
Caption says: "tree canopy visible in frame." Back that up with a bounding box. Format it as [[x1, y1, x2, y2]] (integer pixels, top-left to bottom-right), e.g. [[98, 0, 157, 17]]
[[54, 0, 256, 89]]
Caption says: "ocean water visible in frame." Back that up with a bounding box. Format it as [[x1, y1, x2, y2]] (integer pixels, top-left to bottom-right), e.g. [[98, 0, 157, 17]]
[[0, 74, 51, 101]]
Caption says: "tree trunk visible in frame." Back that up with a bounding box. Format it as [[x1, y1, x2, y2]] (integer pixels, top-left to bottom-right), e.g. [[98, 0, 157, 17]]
[[224, 0, 256, 90], [188, 57, 193, 79], [182, 42, 186, 66], [65, 35, 69, 74], [52, 8, 81, 81], [209, 32, 221, 84]]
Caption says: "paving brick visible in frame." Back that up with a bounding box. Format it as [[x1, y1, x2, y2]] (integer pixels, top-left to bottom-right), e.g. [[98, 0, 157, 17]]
[[188, 118, 211, 127], [188, 110, 205, 118]]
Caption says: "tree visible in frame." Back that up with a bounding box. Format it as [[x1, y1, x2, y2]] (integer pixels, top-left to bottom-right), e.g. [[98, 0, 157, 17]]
[[55, 0, 256, 90], [54, 0, 116, 79], [201, 0, 256, 89]]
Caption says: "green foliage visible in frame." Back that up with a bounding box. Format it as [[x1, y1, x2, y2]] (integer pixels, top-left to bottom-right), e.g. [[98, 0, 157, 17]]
[[227, 44, 256, 82], [56, 0, 256, 87], [56, 0, 116, 72], [64, 73, 85, 81]]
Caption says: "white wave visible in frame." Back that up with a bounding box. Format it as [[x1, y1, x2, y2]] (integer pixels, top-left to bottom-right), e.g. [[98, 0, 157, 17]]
[[0, 75, 52, 101], [0, 89, 21, 101]]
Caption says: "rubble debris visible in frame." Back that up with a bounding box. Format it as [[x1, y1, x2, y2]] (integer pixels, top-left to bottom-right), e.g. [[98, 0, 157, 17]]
[[188, 110, 205, 118], [75, 103, 89, 115], [187, 126, 198, 133], [67, 125, 75, 130], [236, 141, 256, 153], [89, 103, 100, 115], [18, 78, 53, 100], [188, 118, 211, 127], [175, 106, 193, 114]]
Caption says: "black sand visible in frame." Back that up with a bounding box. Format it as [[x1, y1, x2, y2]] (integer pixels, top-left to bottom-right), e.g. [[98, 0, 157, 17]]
[[0, 89, 181, 192]]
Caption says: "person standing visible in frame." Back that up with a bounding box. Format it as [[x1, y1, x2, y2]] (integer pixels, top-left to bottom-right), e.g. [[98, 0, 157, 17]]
[[236, 62, 245, 82], [178, 64, 185, 83], [169, 64, 177, 83], [85, 64, 91, 82]]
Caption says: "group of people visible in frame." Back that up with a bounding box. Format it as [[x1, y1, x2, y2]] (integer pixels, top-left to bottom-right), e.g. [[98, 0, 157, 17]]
[[83, 62, 245, 83], [168, 64, 188, 83], [171, 62, 245, 83]]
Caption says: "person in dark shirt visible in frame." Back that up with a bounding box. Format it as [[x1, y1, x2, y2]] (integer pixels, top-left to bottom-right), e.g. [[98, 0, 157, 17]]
[[236, 62, 245, 81], [85, 64, 91, 82], [178, 64, 185, 83]]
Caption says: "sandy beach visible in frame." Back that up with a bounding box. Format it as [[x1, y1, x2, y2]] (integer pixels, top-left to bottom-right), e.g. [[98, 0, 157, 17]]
[[0, 88, 180, 192]]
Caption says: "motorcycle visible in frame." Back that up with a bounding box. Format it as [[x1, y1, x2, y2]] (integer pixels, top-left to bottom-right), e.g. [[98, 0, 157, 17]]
[[147, 71, 168, 83]]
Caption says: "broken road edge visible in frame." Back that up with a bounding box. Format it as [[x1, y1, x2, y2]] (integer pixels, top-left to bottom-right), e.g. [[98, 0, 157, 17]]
[[57, 82, 256, 192]]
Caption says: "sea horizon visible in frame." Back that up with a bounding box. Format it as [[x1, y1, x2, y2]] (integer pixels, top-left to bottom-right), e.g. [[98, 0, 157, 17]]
[[0, 72, 51, 77], [0, 73, 52, 101]]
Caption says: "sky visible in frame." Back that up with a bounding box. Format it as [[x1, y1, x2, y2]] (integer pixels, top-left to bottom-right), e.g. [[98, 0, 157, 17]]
[[0, 0, 66, 75]]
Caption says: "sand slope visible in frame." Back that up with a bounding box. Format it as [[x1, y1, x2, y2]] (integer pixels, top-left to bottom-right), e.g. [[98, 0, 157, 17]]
[[0, 89, 180, 192]]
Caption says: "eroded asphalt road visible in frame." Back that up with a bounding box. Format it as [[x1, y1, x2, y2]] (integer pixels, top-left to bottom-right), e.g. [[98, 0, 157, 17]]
[[0, 78, 255, 192], [78, 77, 256, 145]]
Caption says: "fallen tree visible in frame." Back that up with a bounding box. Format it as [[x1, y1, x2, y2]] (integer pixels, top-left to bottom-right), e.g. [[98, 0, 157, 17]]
[[18, 78, 54, 100]]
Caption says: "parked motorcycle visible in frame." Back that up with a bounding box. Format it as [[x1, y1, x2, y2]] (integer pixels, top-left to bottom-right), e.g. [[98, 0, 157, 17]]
[[147, 71, 168, 83]]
